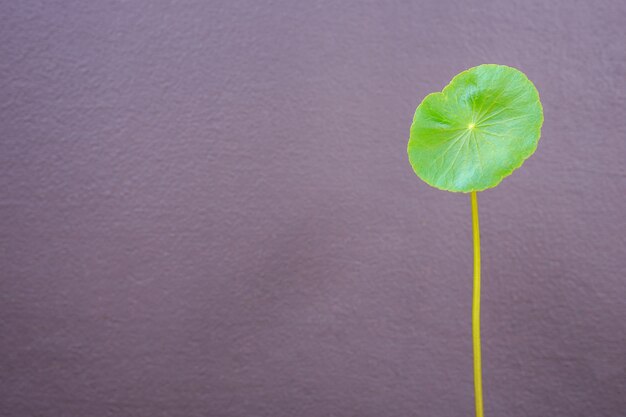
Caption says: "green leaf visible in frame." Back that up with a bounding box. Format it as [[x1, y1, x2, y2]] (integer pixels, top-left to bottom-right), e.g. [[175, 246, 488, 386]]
[[407, 64, 543, 192]]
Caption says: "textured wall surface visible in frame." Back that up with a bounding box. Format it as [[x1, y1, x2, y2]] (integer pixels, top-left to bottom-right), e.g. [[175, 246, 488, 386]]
[[1, 1, 625, 416]]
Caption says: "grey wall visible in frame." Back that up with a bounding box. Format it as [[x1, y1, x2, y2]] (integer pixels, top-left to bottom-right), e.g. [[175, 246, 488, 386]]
[[1, 1, 625, 416]]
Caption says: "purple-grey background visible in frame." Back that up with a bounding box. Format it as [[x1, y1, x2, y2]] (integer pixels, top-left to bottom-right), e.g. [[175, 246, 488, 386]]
[[1, 1, 625, 416]]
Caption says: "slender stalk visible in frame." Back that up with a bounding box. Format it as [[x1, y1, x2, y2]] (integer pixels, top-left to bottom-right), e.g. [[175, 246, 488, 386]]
[[470, 191, 484, 417]]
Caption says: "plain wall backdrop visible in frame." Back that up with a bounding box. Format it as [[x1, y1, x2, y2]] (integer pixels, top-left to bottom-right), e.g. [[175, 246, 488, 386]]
[[1, 1, 625, 416]]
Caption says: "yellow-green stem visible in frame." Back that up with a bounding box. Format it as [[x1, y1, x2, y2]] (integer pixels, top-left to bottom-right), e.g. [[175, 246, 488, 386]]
[[471, 191, 484, 417]]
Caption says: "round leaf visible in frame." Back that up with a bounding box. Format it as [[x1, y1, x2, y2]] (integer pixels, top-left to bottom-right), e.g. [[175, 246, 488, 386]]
[[407, 64, 543, 192]]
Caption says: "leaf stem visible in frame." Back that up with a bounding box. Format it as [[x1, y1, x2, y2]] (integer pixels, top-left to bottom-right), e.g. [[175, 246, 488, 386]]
[[471, 191, 484, 417]]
